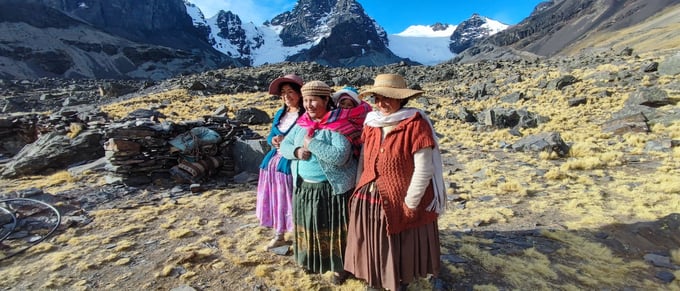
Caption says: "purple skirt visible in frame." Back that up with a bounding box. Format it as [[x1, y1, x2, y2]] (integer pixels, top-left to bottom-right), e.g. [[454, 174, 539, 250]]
[[256, 152, 294, 234]]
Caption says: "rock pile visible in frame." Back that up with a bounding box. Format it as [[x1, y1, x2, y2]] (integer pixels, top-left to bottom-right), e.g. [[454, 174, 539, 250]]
[[0, 107, 266, 186], [102, 114, 259, 186]]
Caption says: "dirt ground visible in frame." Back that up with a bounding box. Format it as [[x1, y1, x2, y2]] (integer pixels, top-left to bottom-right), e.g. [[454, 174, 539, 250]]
[[2, 49, 680, 290], [1, 143, 678, 291]]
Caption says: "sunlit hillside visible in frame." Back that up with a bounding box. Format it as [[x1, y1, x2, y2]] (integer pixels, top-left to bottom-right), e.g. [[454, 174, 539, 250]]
[[562, 3, 680, 56]]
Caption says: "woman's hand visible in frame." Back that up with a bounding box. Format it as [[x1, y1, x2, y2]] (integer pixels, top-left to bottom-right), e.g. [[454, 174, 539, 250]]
[[403, 203, 418, 222], [295, 147, 312, 160], [272, 135, 283, 149]]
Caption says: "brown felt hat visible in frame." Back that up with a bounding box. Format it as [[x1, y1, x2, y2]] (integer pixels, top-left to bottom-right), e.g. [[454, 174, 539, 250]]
[[268, 74, 304, 95], [301, 80, 331, 97], [358, 74, 423, 100]]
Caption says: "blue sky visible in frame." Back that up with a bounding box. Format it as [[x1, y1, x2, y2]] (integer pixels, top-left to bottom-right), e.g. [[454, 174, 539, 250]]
[[189, 0, 545, 34]]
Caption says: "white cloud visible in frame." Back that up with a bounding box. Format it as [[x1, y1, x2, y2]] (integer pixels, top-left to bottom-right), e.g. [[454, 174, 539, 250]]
[[189, 0, 296, 24]]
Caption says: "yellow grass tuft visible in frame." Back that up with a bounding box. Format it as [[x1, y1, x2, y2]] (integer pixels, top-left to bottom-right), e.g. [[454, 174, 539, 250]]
[[107, 224, 146, 240], [114, 257, 131, 265], [569, 142, 601, 158], [179, 271, 197, 280], [168, 229, 196, 239], [622, 133, 650, 149], [544, 167, 566, 180], [67, 122, 84, 139], [599, 151, 624, 165], [472, 285, 500, 291], [644, 173, 680, 194], [75, 259, 100, 272], [113, 239, 135, 252], [3, 171, 78, 192], [672, 249, 680, 265], [158, 265, 175, 277], [41, 274, 72, 289], [253, 265, 273, 278], [561, 156, 605, 170], [72, 280, 88, 291], [498, 180, 525, 195], [65, 235, 101, 246], [26, 242, 55, 255]]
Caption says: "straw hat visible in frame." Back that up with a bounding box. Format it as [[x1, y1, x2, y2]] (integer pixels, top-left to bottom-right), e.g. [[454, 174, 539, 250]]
[[268, 74, 304, 95], [301, 80, 331, 97], [358, 74, 423, 100], [331, 86, 360, 105]]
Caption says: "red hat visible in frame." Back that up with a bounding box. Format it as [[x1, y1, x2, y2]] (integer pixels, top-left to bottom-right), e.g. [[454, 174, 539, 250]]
[[268, 74, 304, 95]]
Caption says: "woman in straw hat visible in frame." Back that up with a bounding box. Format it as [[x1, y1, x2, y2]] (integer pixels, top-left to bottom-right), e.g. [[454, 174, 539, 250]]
[[257, 74, 305, 250], [279, 80, 357, 284], [344, 74, 446, 291]]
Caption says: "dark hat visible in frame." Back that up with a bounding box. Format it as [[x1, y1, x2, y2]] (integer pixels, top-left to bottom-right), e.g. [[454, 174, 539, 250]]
[[268, 74, 304, 95]]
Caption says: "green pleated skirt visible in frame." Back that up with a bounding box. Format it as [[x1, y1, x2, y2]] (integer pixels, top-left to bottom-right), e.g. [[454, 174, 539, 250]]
[[293, 180, 349, 274]]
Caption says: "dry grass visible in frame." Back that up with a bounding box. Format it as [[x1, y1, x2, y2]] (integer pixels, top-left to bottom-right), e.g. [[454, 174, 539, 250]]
[[2, 49, 680, 290]]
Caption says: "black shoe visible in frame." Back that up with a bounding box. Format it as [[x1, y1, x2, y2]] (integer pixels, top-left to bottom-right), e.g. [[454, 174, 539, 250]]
[[332, 271, 348, 285]]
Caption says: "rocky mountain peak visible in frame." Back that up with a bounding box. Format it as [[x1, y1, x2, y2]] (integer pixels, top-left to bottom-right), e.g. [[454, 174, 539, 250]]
[[214, 11, 248, 54], [431, 22, 452, 32], [270, 0, 387, 47], [449, 13, 498, 54], [269, 0, 406, 67]]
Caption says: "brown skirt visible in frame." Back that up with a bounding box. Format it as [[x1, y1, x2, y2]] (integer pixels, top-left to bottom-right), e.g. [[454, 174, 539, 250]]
[[344, 182, 441, 290]]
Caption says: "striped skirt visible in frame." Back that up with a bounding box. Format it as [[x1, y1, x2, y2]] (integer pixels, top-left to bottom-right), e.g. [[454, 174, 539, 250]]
[[256, 152, 294, 234], [293, 180, 349, 274], [344, 182, 441, 291]]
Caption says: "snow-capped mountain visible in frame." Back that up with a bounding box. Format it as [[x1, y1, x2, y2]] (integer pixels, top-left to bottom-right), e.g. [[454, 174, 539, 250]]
[[388, 23, 457, 66], [185, 0, 509, 67], [184, 0, 409, 67], [449, 13, 508, 54]]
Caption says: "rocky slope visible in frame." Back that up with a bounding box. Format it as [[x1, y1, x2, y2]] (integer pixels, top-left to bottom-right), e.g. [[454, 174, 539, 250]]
[[454, 0, 680, 62], [0, 0, 240, 79]]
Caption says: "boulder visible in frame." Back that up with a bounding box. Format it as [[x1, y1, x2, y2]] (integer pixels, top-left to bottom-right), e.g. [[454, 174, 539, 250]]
[[658, 52, 680, 75], [511, 132, 570, 157], [1, 130, 104, 178], [231, 137, 270, 174], [601, 113, 649, 135], [233, 107, 271, 125]]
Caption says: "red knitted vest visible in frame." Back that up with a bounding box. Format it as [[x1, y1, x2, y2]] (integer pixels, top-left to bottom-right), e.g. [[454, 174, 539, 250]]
[[357, 113, 438, 234]]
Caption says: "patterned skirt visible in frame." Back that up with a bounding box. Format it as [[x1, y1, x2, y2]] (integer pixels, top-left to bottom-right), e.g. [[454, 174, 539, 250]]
[[256, 152, 294, 234], [344, 182, 441, 291], [293, 180, 349, 274]]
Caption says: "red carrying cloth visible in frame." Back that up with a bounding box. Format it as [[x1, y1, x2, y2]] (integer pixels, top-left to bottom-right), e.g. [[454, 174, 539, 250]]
[[296, 101, 371, 155]]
